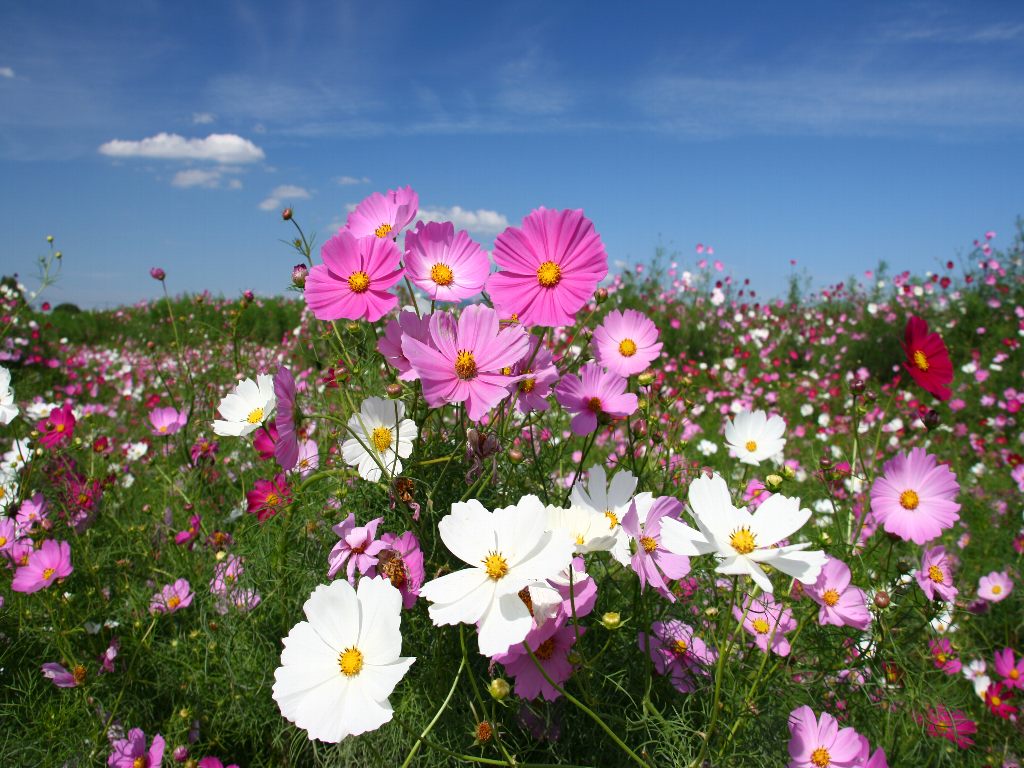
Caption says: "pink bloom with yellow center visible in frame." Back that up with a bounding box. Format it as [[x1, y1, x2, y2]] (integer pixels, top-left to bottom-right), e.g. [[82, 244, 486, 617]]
[[11, 539, 73, 593], [404, 220, 490, 302], [148, 406, 186, 436], [870, 447, 960, 546], [916, 546, 958, 602], [245, 473, 291, 523], [787, 705, 865, 768], [150, 578, 194, 614], [806, 556, 871, 631], [304, 230, 404, 322], [592, 309, 662, 376], [994, 647, 1024, 689], [345, 185, 418, 240], [554, 362, 638, 436], [735, 594, 796, 657], [977, 569, 1013, 602]]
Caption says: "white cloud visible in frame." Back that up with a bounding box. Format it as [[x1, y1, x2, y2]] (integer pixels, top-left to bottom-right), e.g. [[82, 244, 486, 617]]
[[336, 175, 371, 185], [98, 133, 264, 164], [171, 169, 223, 188], [259, 184, 311, 211], [192, 112, 216, 125], [417, 206, 510, 237], [228, 179, 243, 190], [0, 67, 13, 79]]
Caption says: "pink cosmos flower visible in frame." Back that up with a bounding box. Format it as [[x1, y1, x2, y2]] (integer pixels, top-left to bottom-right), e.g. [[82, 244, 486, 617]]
[[378, 310, 431, 381], [108, 728, 165, 768], [174, 514, 202, 548], [210, 555, 244, 595], [99, 637, 120, 674], [861, 747, 888, 768], [38, 404, 76, 449], [637, 619, 717, 693], [508, 336, 560, 414], [978, 570, 1013, 602], [492, 618, 584, 701], [198, 758, 240, 768], [42, 662, 85, 688], [916, 546, 958, 602], [0, 516, 17, 555], [592, 309, 663, 376], [994, 648, 1024, 689], [735, 594, 796, 656], [345, 185, 418, 240], [326, 513, 386, 582], [294, 439, 319, 476], [916, 706, 975, 748], [148, 406, 186, 436], [554, 362, 638, 436], [787, 706, 865, 768], [15, 493, 48, 534], [150, 578, 194, 614], [404, 220, 490, 302], [870, 448, 960, 545], [304, 230, 404, 322], [621, 495, 690, 602], [372, 530, 425, 609], [402, 305, 529, 421], [245, 473, 291, 523], [806, 556, 871, 631], [929, 638, 961, 675], [985, 682, 1017, 718], [487, 207, 608, 328], [273, 366, 299, 471], [253, 422, 279, 460], [12, 539, 72, 593]]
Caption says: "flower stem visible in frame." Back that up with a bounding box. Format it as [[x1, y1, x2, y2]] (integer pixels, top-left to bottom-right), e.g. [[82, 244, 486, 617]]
[[399, 653, 466, 768]]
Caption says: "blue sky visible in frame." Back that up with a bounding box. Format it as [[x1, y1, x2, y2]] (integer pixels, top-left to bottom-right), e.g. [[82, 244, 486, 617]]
[[2, 1, 1023, 307]]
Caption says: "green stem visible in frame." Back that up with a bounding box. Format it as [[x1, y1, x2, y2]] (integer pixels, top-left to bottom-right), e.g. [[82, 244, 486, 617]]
[[399, 654, 466, 768]]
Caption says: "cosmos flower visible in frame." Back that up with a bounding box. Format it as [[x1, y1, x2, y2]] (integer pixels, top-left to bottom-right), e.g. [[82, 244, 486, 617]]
[[546, 503, 618, 555], [491, 618, 584, 701], [419, 496, 573, 657], [724, 409, 787, 466], [916, 546, 958, 602], [592, 309, 662, 376], [304, 230, 404, 322], [735, 594, 796, 656], [806, 556, 871, 631], [916, 706, 975, 748], [554, 362, 638, 436], [487, 207, 608, 328], [38, 404, 76, 449], [507, 336, 560, 414], [377, 310, 431, 381], [787, 706, 865, 768], [273, 366, 300, 471], [327, 514, 386, 583], [212, 374, 276, 437], [870, 448, 960, 546], [903, 315, 953, 401], [404, 220, 490, 302], [372, 530, 425, 610], [994, 648, 1024, 690], [273, 578, 415, 743], [108, 728, 165, 768], [12, 539, 73, 593], [929, 638, 961, 675], [246, 473, 291, 523], [342, 397, 417, 482], [984, 682, 1017, 719], [148, 406, 186, 436], [0, 366, 18, 424], [345, 185, 418, 240], [293, 439, 319, 476], [569, 464, 652, 566], [621, 495, 691, 601], [977, 570, 1012, 602], [41, 662, 86, 688], [149, 578, 194, 614], [637, 619, 717, 693]]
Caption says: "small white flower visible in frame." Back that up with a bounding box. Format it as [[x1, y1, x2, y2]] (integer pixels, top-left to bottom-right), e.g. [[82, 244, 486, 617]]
[[0, 475, 17, 513], [962, 659, 990, 699], [697, 439, 718, 457], [546, 504, 618, 554], [212, 374, 276, 437], [0, 366, 18, 425], [724, 409, 786, 466], [1, 438, 31, 479], [420, 495, 573, 656], [124, 442, 148, 462], [341, 397, 417, 482], [273, 577, 415, 743], [568, 465, 652, 565]]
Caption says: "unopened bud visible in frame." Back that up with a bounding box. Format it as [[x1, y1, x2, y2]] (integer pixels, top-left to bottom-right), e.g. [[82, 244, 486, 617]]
[[781, 465, 796, 480], [873, 590, 891, 609], [595, 287, 608, 303], [488, 678, 510, 701], [850, 378, 865, 395], [291, 264, 308, 288], [507, 448, 524, 463], [637, 371, 656, 386], [54, 251, 62, 260], [46, 235, 54, 243], [281, 207, 293, 221], [173, 745, 189, 763], [150, 267, 166, 281], [242, 290, 255, 303], [764, 474, 784, 491], [345, 322, 360, 333], [923, 409, 940, 431], [819, 456, 833, 471], [600, 611, 622, 630], [385, 383, 402, 398]]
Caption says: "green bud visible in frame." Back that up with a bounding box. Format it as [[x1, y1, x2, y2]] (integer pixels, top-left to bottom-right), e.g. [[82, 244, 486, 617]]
[[600, 611, 622, 630], [488, 678, 510, 701], [764, 474, 784, 492]]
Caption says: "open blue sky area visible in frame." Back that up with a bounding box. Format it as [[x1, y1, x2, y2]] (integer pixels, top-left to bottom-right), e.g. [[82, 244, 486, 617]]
[[2, 1, 1023, 307]]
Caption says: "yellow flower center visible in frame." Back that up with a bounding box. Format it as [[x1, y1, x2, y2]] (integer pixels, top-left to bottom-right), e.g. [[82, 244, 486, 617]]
[[371, 426, 393, 453], [339, 646, 364, 676], [928, 565, 944, 583], [618, 338, 638, 357], [246, 407, 264, 424], [899, 489, 920, 510], [991, 695, 1002, 706], [752, 617, 770, 634], [374, 223, 393, 239], [519, 378, 536, 393], [455, 350, 477, 380], [912, 349, 929, 371], [348, 271, 371, 293], [167, 595, 181, 609], [55, 423, 66, 433], [483, 552, 509, 580], [73, 665, 87, 684], [380, 554, 407, 588], [639, 536, 658, 553], [605, 510, 619, 529], [1010, 669, 1020, 680], [265, 492, 280, 507], [745, 440, 757, 452], [673, 639, 689, 654], [992, 585, 1002, 594], [730, 527, 757, 555], [42, 567, 55, 581], [822, 589, 840, 606], [0, 536, 6, 547], [430, 263, 454, 286], [536, 260, 561, 287], [133, 758, 147, 768], [575, 534, 586, 546], [810, 747, 831, 767], [158, 425, 168, 433], [534, 638, 556, 661]]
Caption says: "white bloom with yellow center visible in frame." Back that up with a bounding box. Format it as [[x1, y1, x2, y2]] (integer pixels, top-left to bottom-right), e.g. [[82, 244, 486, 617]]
[[272, 577, 415, 743], [341, 397, 417, 482], [0, 366, 19, 425], [212, 374, 276, 437], [723, 409, 786, 466], [568, 464, 652, 565], [661, 472, 826, 593], [546, 504, 618, 554], [420, 495, 574, 657]]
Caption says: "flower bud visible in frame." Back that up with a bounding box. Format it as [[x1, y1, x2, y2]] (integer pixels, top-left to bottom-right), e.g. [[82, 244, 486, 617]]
[[923, 409, 940, 431], [600, 611, 622, 630], [507, 448, 524, 463], [291, 264, 308, 288], [764, 474, 784, 491], [850, 378, 865, 395], [281, 207, 293, 221], [781, 465, 796, 480], [385, 383, 402, 398], [54, 251, 62, 260], [488, 678, 510, 701], [873, 590, 891, 609], [345, 322, 360, 333], [637, 371, 656, 386], [475, 720, 494, 744], [173, 745, 189, 763], [46, 235, 54, 243], [150, 267, 166, 281], [242, 290, 255, 303], [595, 287, 609, 303]]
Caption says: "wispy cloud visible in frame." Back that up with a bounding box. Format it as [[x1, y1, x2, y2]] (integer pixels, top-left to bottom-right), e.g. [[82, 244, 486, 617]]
[[336, 175, 370, 185], [418, 205, 510, 237], [99, 133, 265, 163], [171, 167, 242, 189], [259, 184, 311, 211], [0, 66, 13, 79], [192, 112, 216, 125], [884, 21, 1024, 44]]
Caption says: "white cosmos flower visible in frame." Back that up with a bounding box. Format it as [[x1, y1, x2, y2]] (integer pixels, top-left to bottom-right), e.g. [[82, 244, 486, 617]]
[[420, 495, 573, 657], [0, 475, 17, 513], [724, 409, 786, 466], [342, 397, 416, 482], [569, 464, 652, 565], [1, 438, 31, 479], [212, 374, 276, 437], [661, 473, 826, 593], [0, 366, 18, 425], [546, 504, 618, 554], [272, 577, 415, 743]]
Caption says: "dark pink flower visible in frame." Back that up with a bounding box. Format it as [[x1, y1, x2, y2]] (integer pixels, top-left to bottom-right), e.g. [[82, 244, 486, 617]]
[[492, 618, 584, 701], [985, 681, 1018, 718], [108, 728, 165, 768], [929, 638, 961, 675], [554, 362, 637, 436], [273, 366, 299, 471], [174, 515, 202, 548], [304, 230, 404, 322], [994, 647, 1024, 689], [38, 404, 76, 449], [916, 706, 975, 748], [372, 530, 424, 609], [245, 473, 291, 523]]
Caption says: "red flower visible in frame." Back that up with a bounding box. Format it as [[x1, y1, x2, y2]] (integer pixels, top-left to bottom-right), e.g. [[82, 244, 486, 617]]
[[984, 682, 1018, 719], [902, 316, 953, 401], [916, 706, 975, 748], [38, 404, 77, 449], [246, 473, 292, 523]]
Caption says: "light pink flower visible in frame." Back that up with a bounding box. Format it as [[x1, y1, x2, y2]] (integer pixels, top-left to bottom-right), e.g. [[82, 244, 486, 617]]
[[492, 618, 584, 701], [870, 448, 960, 545], [735, 594, 796, 656], [554, 362, 637, 436], [978, 570, 1013, 602], [327, 513, 386, 582], [148, 406, 186, 436], [11, 539, 73, 593], [150, 578, 194, 614], [345, 185, 418, 240], [378, 310, 432, 381], [916, 546, 958, 602], [621, 495, 690, 602], [592, 309, 662, 376], [304, 230, 404, 322], [806, 556, 871, 630], [404, 220, 489, 302], [787, 706, 865, 768]]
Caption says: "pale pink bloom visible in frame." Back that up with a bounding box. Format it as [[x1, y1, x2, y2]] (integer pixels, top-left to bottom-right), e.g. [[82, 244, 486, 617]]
[[806, 556, 871, 630], [592, 309, 662, 376], [327, 513, 386, 583], [734, 594, 796, 656], [345, 185, 418, 240], [870, 448, 960, 545], [12, 539, 72, 593], [150, 578, 194, 614], [148, 406, 186, 436], [404, 220, 489, 302], [978, 570, 1013, 602], [378, 310, 432, 381], [916, 546, 958, 602]]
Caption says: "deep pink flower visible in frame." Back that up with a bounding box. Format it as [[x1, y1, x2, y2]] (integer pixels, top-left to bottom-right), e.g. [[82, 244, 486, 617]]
[[404, 220, 490, 302], [916, 706, 975, 748], [252, 422, 278, 460], [508, 336, 560, 414], [787, 705, 865, 768], [637, 619, 716, 693], [402, 305, 529, 421], [304, 230, 404, 322], [621, 495, 690, 602], [487, 207, 608, 327], [326, 513, 386, 582], [174, 514, 202, 548], [150, 578, 194, 614], [378, 310, 431, 381], [903, 315, 953, 401], [492, 618, 584, 701], [870, 448, 960, 545], [41, 662, 85, 688], [245, 473, 291, 523], [978, 570, 1013, 602], [806, 556, 871, 631], [345, 185, 418, 240], [273, 366, 299, 471], [929, 638, 961, 675], [593, 309, 662, 376], [108, 728, 165, 768], [994, 647, 1024, 689], [916, 546, 958, 602], [12, 539, 73, 593], [985, 682, 1017, 718], [372, 530, 425, 609], [198, 758, 239, 768], [190, 437, 218, 465], [149, 267, 166, 281], [554, 362, 637, 436], [735, 594, 796, 656], [148, 407, 186, 436], [38, 404, 76, 449]]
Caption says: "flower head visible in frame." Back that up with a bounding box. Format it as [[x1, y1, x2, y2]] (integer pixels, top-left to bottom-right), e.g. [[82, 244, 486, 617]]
[[917, 706, 975, 748], [327, 513, 386, 583], [638, 619, 716, 693], [806, 556, 871, 630], [554, 362, 638, 436], [373, 530, 425, 609], [787, 705, 865, 768], [212, 374, 276, 437], [273, 366, 300, 471], [870, 448, 960, 546], [12, 539, 73, 593], [903, 315, 953, 401], [345, 185, 418, 240], [304, 230, 404, 322], [593, 309, 662, 376], [404, 220, 490, 302], [0, 366, 19, 425], [246, 473, 291, 523], [38, 404, 76, 449], [342, 397, 416, 482], [108, 728, 165, 768], [916, 546, 958, 602], [736, 593, 796, 656], [507, 336, 560, 414], [492, 618, 584, 701], [725, 409, 786, 466], [148, 406, 186, 437], [621, 495, 691, 601], [978, 570, 1013, 602], [150, 578, 194, 614]]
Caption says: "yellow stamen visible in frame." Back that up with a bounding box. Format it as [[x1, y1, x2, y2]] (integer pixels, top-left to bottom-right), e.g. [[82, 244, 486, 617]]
[[745, 440, 757, 452], [348, 271, 370, 293], [992, 585, 1003, 595], [618, 338, 638, 357], [133, 758, 147, 768], [639, 536, 658, 553], [482, 552, 509, 580], [928, 565, 944, 583], [158, 425, 168, 433], [339, 646, 364, 676], [374, 223, 393, 239], [604, 510, 618, 529], [430, 263, 454, 286], [519, 378, 536, 393], [42, 567, 56, 581], [534, 638, 556, 660], [822, 589, 840, 606], [167, 595, 181, 609], [575, 534, 586, 546], [899, 489, 919, 510], [587, 396, 603, 413], [72, 665, 87, 685], [730, 527, 757, 555], [1010, 669, 1020, 680], [536, 261, 561, 287], [752, 618, 770, 634], [55, 423, 65, 433], [810, 747, 831, 767], [912, 349, 929, 371], [673, 639, 688, 654], [246, 407, 264, 424], [0, 536, 6, 547], [371, 426, 393, 453], [455, 350, 477, 380], [264, 492, 280, 507]]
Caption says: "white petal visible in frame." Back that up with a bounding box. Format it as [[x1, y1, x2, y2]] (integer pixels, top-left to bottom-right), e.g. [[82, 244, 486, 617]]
[[660, 517, 715, 556], [438, 500, 495, 565], [304, 581, 360, 650], [422, 569, 493, 625], [477, 590, 533, 656], [750, 494, 810, 545], [356, 577, 403, 665], [361, 656, 415, 700]]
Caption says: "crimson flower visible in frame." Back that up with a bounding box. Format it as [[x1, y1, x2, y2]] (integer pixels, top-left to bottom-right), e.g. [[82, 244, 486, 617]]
[[902, 315, 953, 401]]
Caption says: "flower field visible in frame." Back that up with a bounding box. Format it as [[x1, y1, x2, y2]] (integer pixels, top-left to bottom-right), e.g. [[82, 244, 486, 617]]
[[1, 194, 1022, 767]]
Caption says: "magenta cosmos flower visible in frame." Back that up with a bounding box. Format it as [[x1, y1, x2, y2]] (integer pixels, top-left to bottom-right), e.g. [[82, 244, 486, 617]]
[[994, 647, 1024, 689], [916, 706, 975, 748], [345, 185, 418, 240], [787, 706, 865, 768], [304, 230, 404, 322], [245, 473, 291, 523], [978, 570, 1012, 602], [870, 447, 960, 545], [621, 495, 690, 602], [554, 361, 638, 436], [402, 305, 529, 421], [404, 220, 490, 302], [372, 530, 425, 609], [150, 578, 194, 614], [487, 207, 608, 327], [327, 513, 386, 582], [508, 336, 560, 414], [637, 619, 716, 693], [108, 728, 165, 768], [916, 546, 958, 602], [38, 404, 76, 449], [492, 618, 584, 701], [12, 539, 72, 593], [806, 556, 871, 631], [148, 406, 186, 436], [273, 366, 299, 471], [593, 309, 663, 376], [735, 594, 796, 656], [42, 661, 86, 688]]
